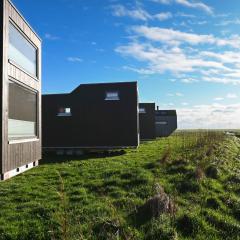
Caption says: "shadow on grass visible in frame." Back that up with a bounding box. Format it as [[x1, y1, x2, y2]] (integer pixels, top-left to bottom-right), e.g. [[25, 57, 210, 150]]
[[41, 150, 127, 164]]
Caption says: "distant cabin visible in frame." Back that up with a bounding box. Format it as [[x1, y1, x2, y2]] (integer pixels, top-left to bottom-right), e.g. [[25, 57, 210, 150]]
[[155, 109, 177, 137], [42, 82, 139, 152], [139, 103, 156, 140], [0, 0, 42, 180]]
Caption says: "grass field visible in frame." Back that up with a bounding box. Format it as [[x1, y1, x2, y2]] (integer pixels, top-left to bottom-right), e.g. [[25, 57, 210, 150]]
[[0, 131, 240, 240]]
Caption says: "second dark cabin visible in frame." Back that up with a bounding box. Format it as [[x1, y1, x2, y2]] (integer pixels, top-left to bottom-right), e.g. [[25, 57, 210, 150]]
[[139, 103, 156, 140]]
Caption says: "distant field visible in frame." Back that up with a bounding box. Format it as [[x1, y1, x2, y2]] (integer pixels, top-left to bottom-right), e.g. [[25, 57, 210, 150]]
[[0, 131, 240, 240]]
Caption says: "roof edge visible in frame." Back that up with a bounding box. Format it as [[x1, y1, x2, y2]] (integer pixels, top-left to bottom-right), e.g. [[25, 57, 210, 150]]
[[8, 0, 42, 42]]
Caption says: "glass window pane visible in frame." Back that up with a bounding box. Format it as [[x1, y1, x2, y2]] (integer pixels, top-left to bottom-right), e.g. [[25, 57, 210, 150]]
[[139, 108, 146, 113], [8, 119, 36, 138], [156, 121, 168, 125], [57, 107, 72, 116], [105, 91, 120, 100], [9, 23, 37, 77], [8, 82, 37, 139]]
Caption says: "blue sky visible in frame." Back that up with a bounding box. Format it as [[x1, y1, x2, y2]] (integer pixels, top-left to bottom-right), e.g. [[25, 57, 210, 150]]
[[12, 0, 240, 129]]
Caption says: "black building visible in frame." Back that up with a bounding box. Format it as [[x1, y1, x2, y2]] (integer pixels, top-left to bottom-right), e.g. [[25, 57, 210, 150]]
[[155, 109, 177, 137], [0, 0, 42, 180], [42, 82, 139, 151], [139, 103, 156, 140]]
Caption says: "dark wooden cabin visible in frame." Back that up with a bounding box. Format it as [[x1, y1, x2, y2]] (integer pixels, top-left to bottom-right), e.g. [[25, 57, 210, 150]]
[[139, 103, 156, 140], [155, 109, 177, 137], [42, 82, 139, 152], [0, 0, 42, 180]]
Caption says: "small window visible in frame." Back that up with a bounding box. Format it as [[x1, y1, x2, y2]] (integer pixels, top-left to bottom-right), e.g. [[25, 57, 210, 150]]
[[105, 91, 119, 101], [156, 121, 168, 125], [8, 81, 37, 139], [57, 108, 71, 117], [8, 22, 37, 77], [139, 108, 146, 114], [160, 111, 167, 115]]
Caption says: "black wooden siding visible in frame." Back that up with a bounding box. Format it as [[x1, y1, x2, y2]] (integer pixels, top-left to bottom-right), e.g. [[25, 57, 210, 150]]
[[42, 82, 139, 149], [139, 103, 156, 140], [155, 110, 177, 137]]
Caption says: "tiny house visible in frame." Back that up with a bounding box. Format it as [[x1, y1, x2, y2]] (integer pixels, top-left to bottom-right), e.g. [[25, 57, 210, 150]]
[[42, 82, 139, 152], [139, 103, 156, 140], [155, 109, 177, 137], [0, 0, 42, 180]]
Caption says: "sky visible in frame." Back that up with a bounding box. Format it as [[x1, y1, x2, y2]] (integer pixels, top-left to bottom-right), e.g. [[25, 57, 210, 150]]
[[12, 0, 240, 129]]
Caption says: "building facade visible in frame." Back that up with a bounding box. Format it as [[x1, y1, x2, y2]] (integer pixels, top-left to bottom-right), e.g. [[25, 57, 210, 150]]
[[139, 103, 156, 140], [0, 0, 42, 180], [155, 109, 177, 137], [42, 82, 139, 151]]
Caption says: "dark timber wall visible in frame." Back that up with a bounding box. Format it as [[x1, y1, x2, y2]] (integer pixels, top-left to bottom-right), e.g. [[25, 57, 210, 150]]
[[139, 103, 156, 140], [0, 0, 42, 179], [42, 82, 139, 149], [155, 110, 177, 137]]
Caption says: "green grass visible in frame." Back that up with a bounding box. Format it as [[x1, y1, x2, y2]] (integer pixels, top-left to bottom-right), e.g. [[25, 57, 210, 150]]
[[0, 131, 240, 239]]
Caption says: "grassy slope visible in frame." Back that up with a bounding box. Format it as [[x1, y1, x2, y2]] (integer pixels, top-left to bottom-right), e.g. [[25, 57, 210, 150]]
[[0, 131, 240, 240]]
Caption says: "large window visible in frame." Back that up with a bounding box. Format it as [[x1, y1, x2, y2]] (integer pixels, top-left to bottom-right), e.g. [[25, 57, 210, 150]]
[[8, 23, 37, 77], [8, 81, 37, 139]]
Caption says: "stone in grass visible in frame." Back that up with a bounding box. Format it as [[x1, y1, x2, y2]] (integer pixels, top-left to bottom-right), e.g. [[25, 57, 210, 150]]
[[205, 165, 219, 179], [195, 166, 205, 181], [136, 184, 176, 225], [206, 197, 221, 209], [176, 214, 200, 237]]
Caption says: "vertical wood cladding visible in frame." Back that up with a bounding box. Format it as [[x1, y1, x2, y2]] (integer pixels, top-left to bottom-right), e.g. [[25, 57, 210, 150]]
[[139, 103, 156, 140], [0, 0, 4, 173], [43, 82, 139, 149], [1, 0, 42, 174]]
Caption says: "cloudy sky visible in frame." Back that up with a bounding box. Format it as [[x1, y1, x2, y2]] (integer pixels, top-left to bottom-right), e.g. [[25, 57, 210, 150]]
[[13, 0, 240, 129]]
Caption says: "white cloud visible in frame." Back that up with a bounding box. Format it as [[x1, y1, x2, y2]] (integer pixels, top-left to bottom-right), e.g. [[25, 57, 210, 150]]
[[175, 0, 213, 15], [131, 25, 240, 48], [202, 77, 240, 85], [167, 92, 184, 97], [226, 93, 238, 99], [122, 66, 155, 74], [176, 12, 196, 18], [151, 0, 213, 14], [116, 42, 229, 75], [45, 33, 59, 40], [176, 92, 184, 97], [154, 12, 173, 21], [175, 103, 240, 129], [116, 25, 240, 86], [200, 51, 240, 64], [67, 57, 83, 62], [214, 97, 224, 101], [212, 94, 238, 102], [111, 4, 151, 21], [181, 78, 198, 83], [216, 18, 240, 26], [181, 102, 189, 106], [111, 4, 172, 21], [151, 0, 172, 4]]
